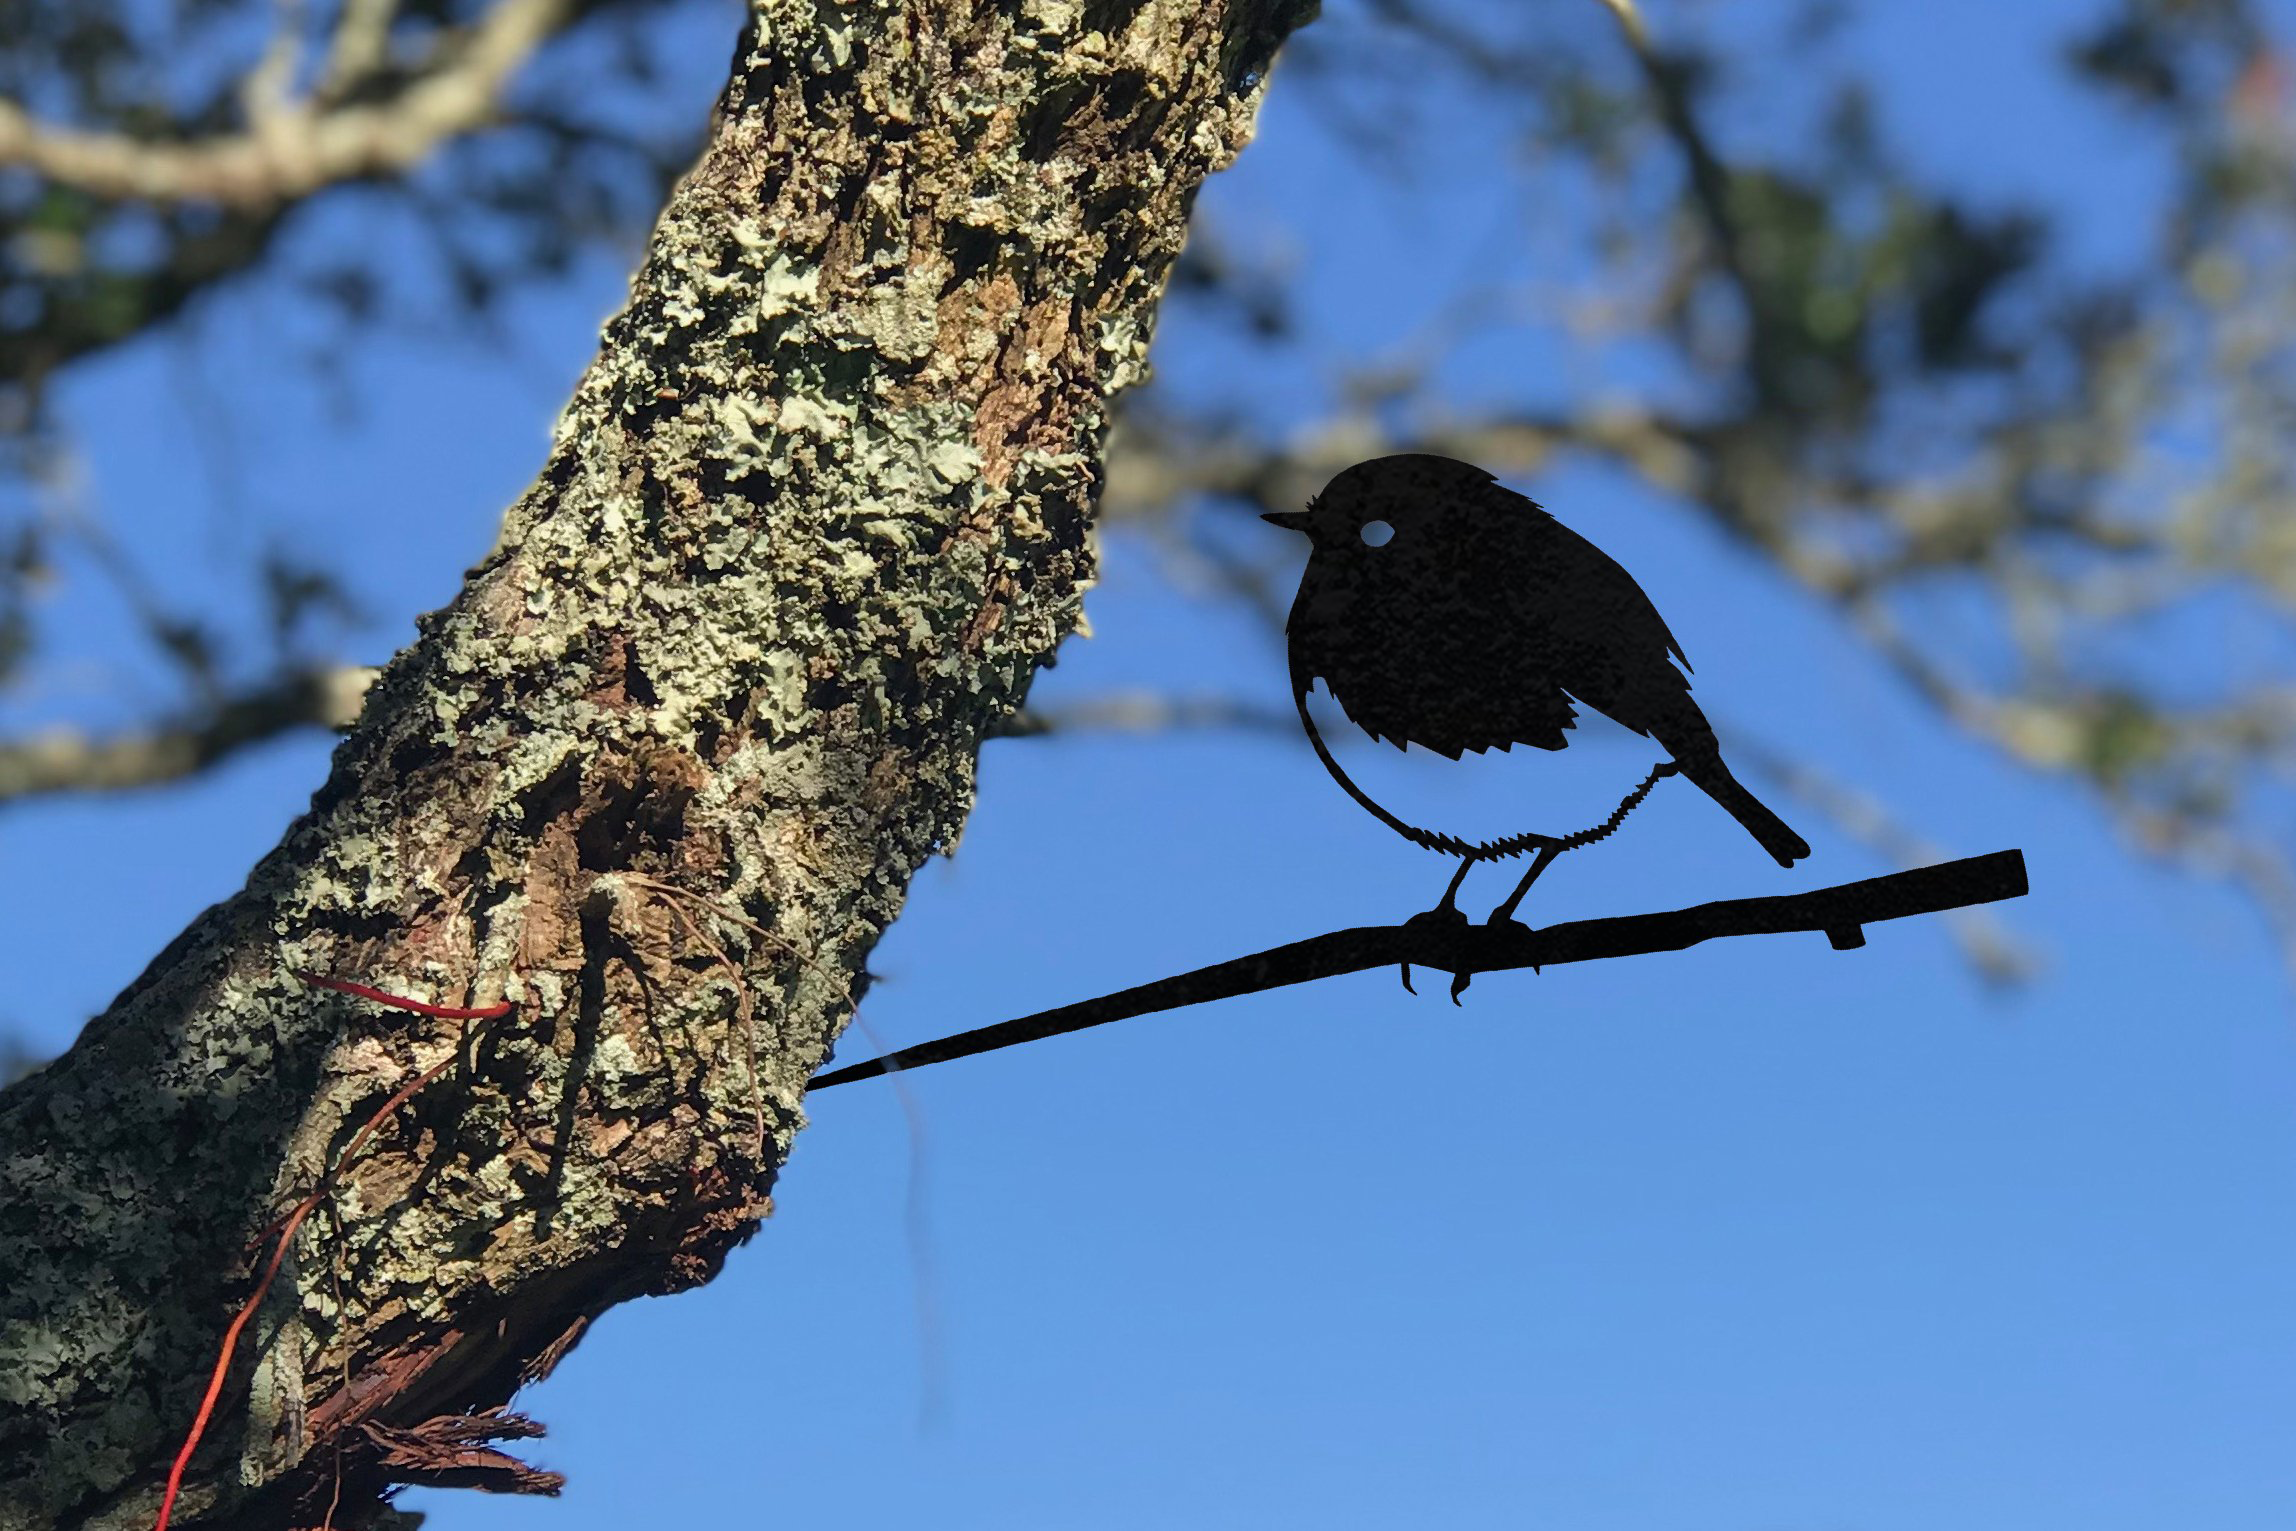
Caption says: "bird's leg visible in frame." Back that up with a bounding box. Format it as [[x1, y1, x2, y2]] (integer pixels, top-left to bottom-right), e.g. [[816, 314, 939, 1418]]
[[1400, 858, 1476, 996], [1434, 856, 1473, 915], [1444, 846, 1562, 1003], [1488, 844, 1562, 929]]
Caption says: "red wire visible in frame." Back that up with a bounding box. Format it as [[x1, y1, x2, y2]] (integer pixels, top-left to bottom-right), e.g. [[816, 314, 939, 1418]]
[[153, 1194, 321, 1531], [292, 971, 514, 1020], [151, 972, 512, 1530]]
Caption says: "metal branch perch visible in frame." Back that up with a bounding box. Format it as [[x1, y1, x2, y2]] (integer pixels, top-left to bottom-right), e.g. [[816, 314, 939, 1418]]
[[809, 849, 2030, 1090]]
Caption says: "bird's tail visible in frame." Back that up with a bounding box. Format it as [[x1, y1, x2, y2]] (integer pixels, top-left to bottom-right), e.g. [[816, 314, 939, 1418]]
[[1675, 749, 1810, 867]]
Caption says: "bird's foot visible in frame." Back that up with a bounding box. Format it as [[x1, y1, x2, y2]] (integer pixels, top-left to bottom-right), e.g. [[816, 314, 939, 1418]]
[[1484, 907, 1541, 976], [1399, 905, 1471, 1001]]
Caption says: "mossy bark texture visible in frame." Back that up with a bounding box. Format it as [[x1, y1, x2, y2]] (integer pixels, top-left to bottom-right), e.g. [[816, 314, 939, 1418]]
[[0, 1, 1315, 1524]]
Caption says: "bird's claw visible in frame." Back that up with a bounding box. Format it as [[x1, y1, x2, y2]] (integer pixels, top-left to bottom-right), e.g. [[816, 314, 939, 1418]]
[[1485, 910, 1540, 975], [1399, 905, 1470, 999], [1401, 964, 1475, 1003], [1441, 908, 1533, 1005]]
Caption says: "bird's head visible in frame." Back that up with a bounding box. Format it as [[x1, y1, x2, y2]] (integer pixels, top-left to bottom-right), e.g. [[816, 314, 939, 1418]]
[[1260, 453, 1520, 556]]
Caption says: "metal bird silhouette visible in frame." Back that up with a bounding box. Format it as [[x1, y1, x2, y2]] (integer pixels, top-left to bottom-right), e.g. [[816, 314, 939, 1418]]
[[1264, 453, 1809, 950], [805, 457, 2032, 1089]]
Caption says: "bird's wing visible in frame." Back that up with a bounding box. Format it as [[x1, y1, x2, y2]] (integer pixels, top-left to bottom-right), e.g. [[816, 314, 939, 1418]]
[[1557, 520, 1690, 672], [1526, 517, 1704, 742]]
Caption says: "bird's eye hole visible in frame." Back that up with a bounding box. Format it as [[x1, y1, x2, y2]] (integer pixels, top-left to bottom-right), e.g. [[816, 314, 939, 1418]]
[[1360, 519, 1395, 548]]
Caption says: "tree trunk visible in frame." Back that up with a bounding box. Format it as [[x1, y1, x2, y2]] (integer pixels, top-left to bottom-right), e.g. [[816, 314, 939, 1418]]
[[0, 2, 1315, 1524]]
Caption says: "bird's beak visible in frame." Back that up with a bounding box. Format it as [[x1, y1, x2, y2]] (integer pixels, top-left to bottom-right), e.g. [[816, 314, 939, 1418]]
[[1260, 509, 1313, 534]]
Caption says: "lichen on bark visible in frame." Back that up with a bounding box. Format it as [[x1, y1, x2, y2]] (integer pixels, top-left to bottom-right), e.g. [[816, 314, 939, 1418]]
[[0, 1, 1317, 1525]]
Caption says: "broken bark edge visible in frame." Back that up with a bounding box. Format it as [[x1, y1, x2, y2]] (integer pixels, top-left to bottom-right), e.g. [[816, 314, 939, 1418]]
[[809, 849, 2031, 1089]]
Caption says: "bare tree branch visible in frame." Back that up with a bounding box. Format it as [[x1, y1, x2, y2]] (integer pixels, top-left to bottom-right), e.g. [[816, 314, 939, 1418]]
[[0, 665, 373, 805], [0, 0, 573, 209], [994, 691, 1294, 739], [320, 0, 412, 99]]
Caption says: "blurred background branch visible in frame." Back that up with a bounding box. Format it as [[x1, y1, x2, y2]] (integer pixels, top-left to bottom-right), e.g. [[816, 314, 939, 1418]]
[[0, 659, 368, 802], [0, 0, 573, 207]]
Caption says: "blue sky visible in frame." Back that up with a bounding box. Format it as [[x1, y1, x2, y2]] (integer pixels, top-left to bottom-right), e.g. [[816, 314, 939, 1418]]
[[5, 0, 2296, 1526]]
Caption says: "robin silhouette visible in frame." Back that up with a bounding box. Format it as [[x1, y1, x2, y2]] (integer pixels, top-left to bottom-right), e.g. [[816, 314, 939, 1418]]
[[1264, 454, 1809, 958]]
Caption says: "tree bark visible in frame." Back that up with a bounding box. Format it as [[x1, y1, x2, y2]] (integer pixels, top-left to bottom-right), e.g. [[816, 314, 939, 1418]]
[[0, 2, 1316, 1525]]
